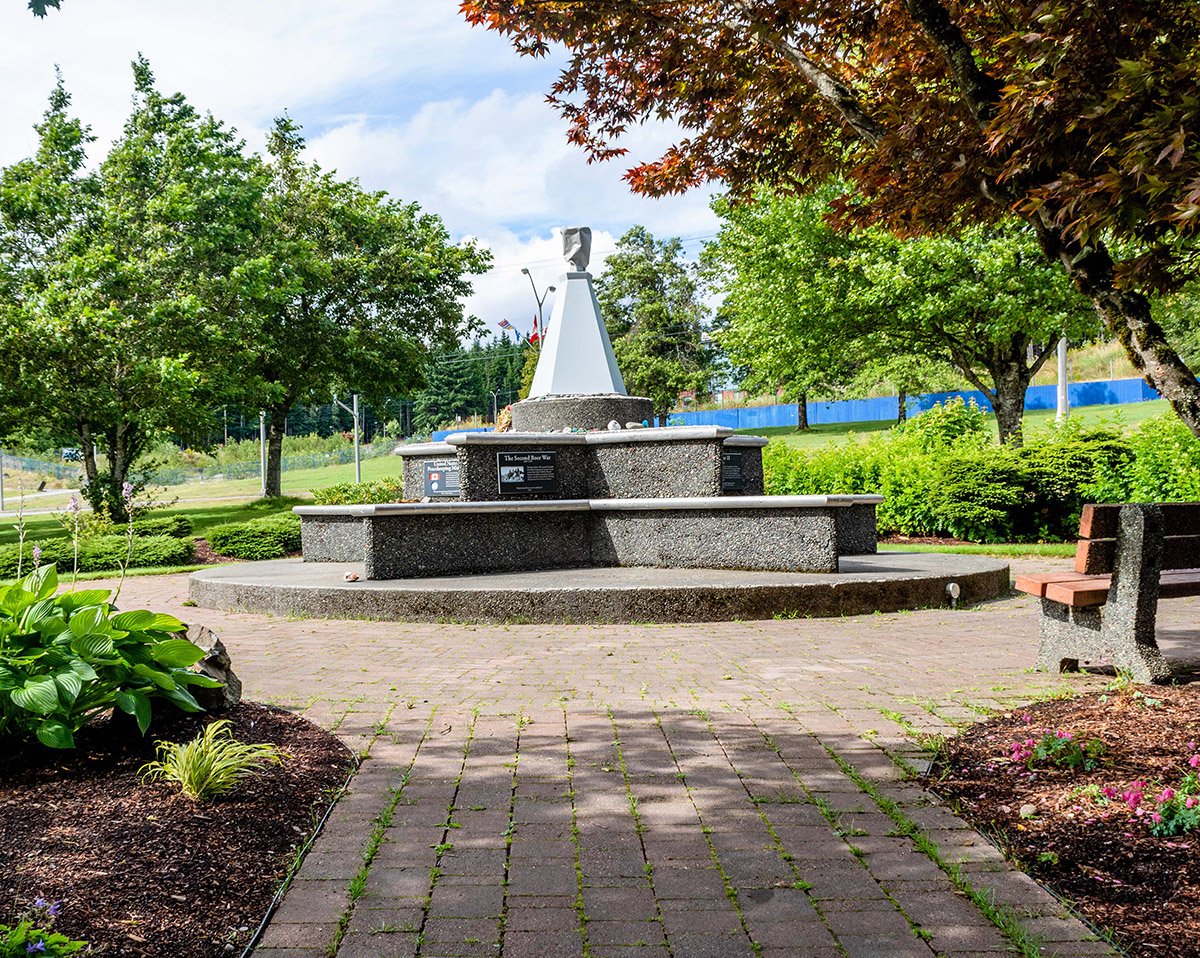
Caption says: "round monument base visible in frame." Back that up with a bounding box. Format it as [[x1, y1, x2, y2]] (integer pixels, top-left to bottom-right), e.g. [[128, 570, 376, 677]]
[[188, 553, 1010, 624], [511, 394, 654, 432]]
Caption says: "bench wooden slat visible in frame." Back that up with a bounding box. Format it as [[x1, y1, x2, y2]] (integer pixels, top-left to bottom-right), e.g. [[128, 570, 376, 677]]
[[1038, 569, 1200, 608], [1075, 534, 1200, 575], [1014, 572, 1098, 598], [1079, 502, 1200, 539]]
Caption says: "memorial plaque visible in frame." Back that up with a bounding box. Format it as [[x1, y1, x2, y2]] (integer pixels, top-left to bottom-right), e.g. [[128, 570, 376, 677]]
[[424, 460, 461, 498], [497, 450, 559, 494], [722, 450, 744, 493]]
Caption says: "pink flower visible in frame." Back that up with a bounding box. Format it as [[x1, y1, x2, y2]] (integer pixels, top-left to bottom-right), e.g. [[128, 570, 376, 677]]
[[1189, 755, 1199, 769], [32, 544, 42, 565], [1187, 798, 1197, 809], [1158, 788, 1176, 804], [1152, 812, 1163, 824]]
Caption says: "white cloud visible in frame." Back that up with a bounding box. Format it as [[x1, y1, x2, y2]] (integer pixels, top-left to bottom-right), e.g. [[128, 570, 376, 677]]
[[0, 1, 720, 327]]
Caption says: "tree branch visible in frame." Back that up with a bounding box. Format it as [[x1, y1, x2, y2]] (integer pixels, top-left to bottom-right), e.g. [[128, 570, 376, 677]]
[[753, 31, 888, 149], [901, 0, 1004, 128]]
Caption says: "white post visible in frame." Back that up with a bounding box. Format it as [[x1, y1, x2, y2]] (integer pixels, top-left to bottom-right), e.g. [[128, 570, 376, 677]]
[[259, 411, 267, 496], [352, 393, 361, 484], [1, 451, 5, 511], [1056, 338, 1070, 423]]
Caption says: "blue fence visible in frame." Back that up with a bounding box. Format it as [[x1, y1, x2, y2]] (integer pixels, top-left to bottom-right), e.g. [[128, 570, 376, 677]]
[[431, 426, 493, 442], [434, 377, 1160, 439], [673, 377, 1161, 430]]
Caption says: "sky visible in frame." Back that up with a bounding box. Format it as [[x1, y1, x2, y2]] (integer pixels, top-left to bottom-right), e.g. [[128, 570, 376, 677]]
[[0, 1, 720, 340]]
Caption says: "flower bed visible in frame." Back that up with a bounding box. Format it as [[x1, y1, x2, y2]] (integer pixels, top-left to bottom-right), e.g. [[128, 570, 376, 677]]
[[928, 684, 1200, 957]]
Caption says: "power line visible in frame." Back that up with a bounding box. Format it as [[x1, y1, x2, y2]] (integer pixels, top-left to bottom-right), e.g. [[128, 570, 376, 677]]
[[483, 232, 718, 274]]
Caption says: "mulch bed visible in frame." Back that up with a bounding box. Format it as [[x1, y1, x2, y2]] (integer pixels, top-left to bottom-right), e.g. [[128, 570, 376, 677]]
[[1, 702, 355, 957], [192, 538, 242, 564], [927, 684, 1200, 957], [880, 534, 974, 546]]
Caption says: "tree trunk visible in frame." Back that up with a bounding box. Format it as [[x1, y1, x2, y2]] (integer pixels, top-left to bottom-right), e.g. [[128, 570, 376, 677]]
[[896, 389, 908, 424], [990, 362, 1030, 447], [796, 393, 809, 431], [264, 405, 287, 498], [76, 418, 98, 487], [103, 422, 139, 521], [1035, 230, 1200, 436]]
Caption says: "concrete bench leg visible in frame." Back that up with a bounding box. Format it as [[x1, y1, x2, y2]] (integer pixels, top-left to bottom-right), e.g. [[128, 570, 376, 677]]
[[1035, 503, 1172, 684], [1036, 599, 1172, 684]]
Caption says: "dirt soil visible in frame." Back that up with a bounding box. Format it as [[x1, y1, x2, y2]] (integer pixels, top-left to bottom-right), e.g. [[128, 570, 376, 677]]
[[928, 685, 1200, 958], [0, 702, 354, 956], [880, 534, 974, 546]]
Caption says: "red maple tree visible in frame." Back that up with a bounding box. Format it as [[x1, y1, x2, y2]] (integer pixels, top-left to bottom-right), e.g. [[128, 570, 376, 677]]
[[461, 0, 1200, 433]]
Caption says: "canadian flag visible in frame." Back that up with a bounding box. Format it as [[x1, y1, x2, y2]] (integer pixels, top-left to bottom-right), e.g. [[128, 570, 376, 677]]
[[529, 314, 540, 344]]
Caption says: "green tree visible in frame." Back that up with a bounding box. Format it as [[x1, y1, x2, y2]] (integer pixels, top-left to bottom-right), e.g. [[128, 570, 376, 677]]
[[0, 61, 261, 519], [463, 1, 1200, 438], [594, 226, 715, 424], [229, 118, 490, 496], [706, 189, 1096, 444]]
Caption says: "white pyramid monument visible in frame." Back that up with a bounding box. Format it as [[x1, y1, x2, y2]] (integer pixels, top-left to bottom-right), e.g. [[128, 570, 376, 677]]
[[528, 227, 626, 397]]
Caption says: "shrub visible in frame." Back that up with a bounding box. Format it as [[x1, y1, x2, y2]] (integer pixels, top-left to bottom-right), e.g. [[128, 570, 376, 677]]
[[763, 400, 1130, 542], [0, 534, 194, 580], [930, 448, 1026, 542], [312, 478, 406, 505], [131, 514, 193, 539], [206, 515, 302, 560], [140, 719, 281, 800], [1091, 411, 1200, 502], [1, 899, 88, 956], [0, 564, 221, 748]]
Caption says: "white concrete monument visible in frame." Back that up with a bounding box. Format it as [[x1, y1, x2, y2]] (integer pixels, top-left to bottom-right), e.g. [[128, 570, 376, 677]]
[[528, 227, 626, 398], [510, 227, 654, 432]]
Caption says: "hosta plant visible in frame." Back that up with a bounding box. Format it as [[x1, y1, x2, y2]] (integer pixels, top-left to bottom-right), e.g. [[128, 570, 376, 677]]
[[140, 719, 281, 800], [0, 564, 222, 749]]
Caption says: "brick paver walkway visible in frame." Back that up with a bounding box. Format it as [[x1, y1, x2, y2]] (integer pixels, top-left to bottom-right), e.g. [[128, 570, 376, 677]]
[[104, 564, 1200, 958]]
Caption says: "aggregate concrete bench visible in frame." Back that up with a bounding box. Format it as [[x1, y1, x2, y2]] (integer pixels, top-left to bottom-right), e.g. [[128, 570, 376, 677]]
[[1015, 502, 1200, 683], [296, 494, 881, 579]]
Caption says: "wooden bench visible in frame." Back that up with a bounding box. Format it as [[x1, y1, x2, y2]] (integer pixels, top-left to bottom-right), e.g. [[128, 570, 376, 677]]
[[1015, 502, 1200, 683]]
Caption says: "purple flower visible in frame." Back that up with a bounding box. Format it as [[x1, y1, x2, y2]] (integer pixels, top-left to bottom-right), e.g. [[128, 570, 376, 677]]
[[67, 495, 80, 516], [48, 901, 61, 917], [32, 898, 48, 909], [32, 544, 42, 565], [27, 942, 46, 953], [121, 481, 133, 500]]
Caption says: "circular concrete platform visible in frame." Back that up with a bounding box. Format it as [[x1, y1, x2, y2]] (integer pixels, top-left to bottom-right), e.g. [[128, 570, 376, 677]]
[[188, 553, 1009, 623]]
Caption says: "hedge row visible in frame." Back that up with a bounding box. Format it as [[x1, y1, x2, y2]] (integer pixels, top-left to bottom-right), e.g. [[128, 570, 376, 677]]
[[762, 400, 1192, 543], [312, 479, 406, 506], [0, 534, 194, 579], [206, 514, 302, 561], [131, 514, 194, 539]]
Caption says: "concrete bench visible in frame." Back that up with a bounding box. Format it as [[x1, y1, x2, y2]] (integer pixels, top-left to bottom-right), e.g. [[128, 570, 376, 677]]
[[296, 494, 881, 579], [1015, 502, 1200, 683]]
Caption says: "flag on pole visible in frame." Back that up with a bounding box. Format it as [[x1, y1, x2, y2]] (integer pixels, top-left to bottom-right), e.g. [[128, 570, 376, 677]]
[[529, 314, 540, 344], [497, 319, 515, 331]]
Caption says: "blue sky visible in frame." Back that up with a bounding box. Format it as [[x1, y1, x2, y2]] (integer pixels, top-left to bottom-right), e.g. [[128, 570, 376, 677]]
[[0, 1, 718, 332]]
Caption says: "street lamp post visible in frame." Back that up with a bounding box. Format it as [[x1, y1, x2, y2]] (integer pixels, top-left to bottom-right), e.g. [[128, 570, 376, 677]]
[[490, 389, 503, 427], [520, 267, 556, 344]]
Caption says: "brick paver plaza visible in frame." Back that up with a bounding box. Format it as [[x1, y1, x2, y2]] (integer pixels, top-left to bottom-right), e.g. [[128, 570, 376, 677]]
[[110, 564, 1200, 958]]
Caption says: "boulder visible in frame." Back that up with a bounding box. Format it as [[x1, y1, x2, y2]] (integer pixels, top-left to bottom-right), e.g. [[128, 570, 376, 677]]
[[188, 624, 242, 712]]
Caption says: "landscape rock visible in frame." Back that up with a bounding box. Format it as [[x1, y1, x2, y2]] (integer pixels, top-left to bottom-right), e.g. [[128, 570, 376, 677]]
[[188, 624, 242, 712]]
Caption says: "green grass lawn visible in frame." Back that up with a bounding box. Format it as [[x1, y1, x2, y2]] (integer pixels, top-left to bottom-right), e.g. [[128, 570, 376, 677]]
[[0, 495, 305, 547], [878, 542, 1075, 558], [747, 398, 1169, 449]]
